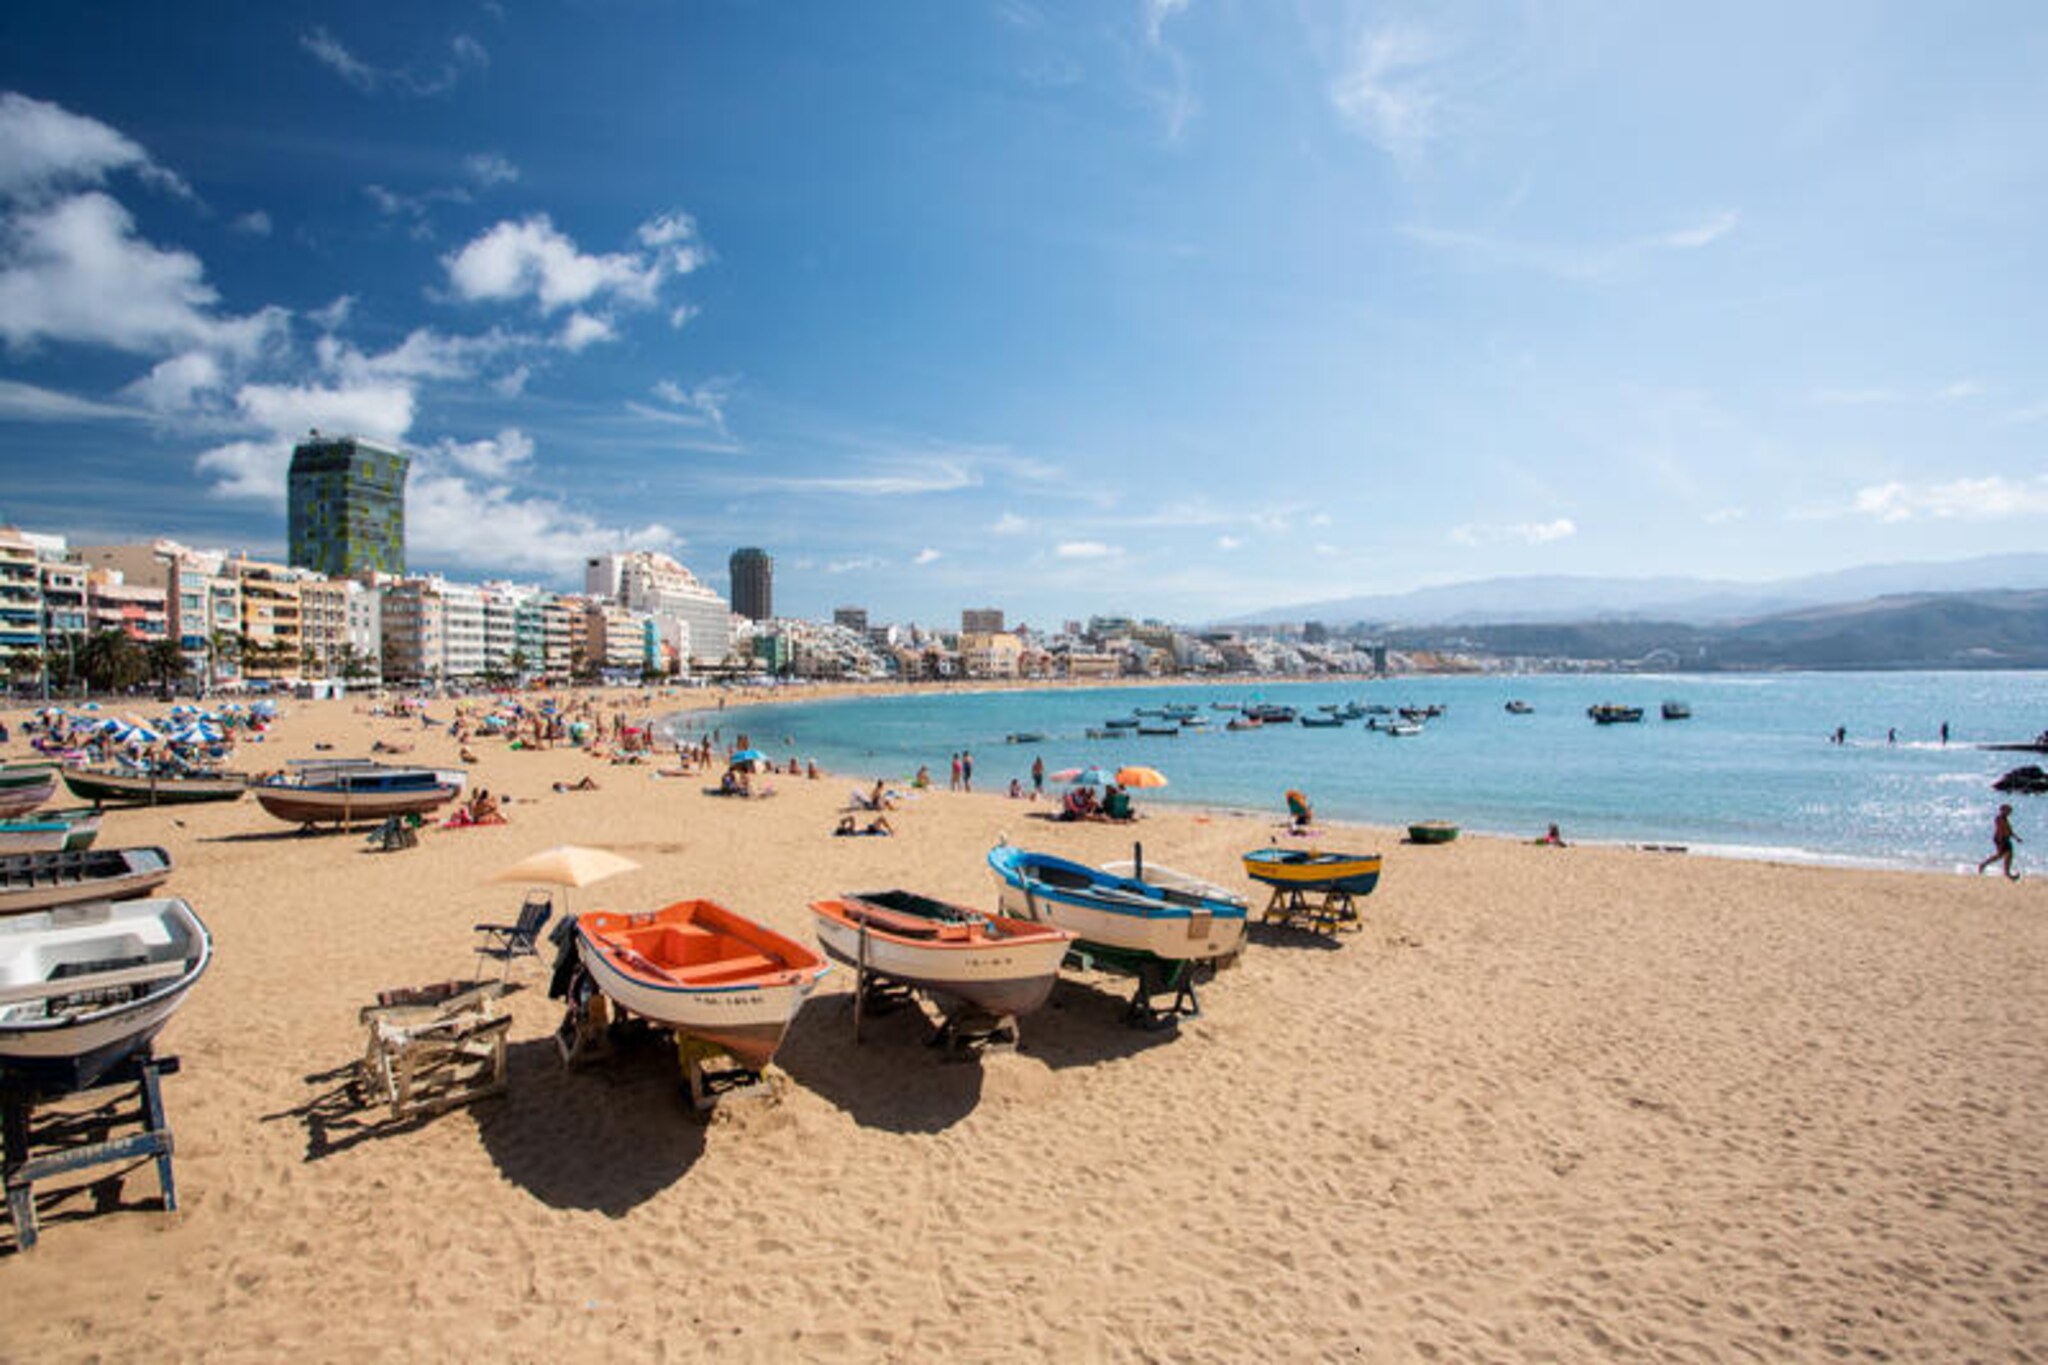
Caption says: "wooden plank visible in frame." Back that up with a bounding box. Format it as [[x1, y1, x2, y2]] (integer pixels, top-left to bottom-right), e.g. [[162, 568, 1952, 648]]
[[0, 959, 187, 1006]]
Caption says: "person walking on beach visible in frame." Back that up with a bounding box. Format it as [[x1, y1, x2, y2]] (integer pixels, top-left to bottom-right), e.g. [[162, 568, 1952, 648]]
[[1979, 804, 2022, 880], [1031, 754, 1045, 797]]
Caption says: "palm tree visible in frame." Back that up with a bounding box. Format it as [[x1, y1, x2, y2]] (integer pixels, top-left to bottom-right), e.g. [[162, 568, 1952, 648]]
[[146, 638, 188, 697], [79, 629, 145, 694]]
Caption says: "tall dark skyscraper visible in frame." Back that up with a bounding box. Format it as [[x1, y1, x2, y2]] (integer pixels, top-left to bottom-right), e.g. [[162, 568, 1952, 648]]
[[288, 432, 410, 578], [729, 546, 773, 621]]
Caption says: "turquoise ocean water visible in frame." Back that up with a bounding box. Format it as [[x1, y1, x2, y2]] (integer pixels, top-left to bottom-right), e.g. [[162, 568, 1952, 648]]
[[671, 672, 2046, 871]]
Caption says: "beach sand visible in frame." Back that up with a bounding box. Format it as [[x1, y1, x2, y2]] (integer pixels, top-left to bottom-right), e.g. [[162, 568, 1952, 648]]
[[2, 691, 2044, 1361]]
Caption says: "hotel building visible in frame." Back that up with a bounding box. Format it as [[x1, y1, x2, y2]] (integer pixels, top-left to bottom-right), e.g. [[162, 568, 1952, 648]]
[[287, 433, 410, 578]]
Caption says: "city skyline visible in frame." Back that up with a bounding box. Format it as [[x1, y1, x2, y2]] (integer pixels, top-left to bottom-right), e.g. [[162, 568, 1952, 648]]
[[2, 4, 2046, 624]]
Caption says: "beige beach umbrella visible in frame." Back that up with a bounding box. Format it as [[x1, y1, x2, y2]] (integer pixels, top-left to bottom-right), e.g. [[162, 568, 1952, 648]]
[[489, 843, 640, 888], [488, 844, 641, 918]]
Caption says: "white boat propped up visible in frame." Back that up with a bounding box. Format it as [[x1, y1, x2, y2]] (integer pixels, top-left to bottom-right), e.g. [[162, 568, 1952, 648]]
[[0, 897, 212, 1091]]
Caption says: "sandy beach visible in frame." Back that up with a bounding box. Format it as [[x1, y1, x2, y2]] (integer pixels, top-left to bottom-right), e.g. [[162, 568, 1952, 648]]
[[2, 689, 2044, 1361]]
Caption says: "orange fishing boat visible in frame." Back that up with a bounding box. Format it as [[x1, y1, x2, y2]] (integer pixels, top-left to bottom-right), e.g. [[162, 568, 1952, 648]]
[[574, 900, 828, 1071]]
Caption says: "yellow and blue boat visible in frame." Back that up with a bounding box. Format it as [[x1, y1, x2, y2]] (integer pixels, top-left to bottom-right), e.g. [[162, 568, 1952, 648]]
[[1241, 847, 1383, 896]]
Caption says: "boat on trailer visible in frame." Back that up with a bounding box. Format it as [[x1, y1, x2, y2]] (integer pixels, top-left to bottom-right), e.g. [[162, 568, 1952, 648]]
[[61, 765, 249, 806], [0, 847, 175, 916], [574, 900, 828, 1071], [0, 896, 211, 1092], [253, 760, 463, 827], [809, 890, 1072, 1019], [986, 845, 1247, 965], [986, 844, 1247, 1025], [1242, 848, 1384, 895]]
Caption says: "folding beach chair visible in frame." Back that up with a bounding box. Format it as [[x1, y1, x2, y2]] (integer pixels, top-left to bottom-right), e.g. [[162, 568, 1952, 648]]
[[474, 892, 553, 976]]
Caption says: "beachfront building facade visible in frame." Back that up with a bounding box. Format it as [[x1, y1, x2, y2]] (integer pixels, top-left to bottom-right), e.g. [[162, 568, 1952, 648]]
[[440, 581, 486, 680], [379, 578, 445, 684], [833, 606, 868, 635], [300, 577, 381, 682], [85, 570, 169, 644], [581, 602, 654, 676], [586, 550, 733, 670], [0, 527, 43, 673], [729, 547, 772, 622], [74, 541, 247, 689], [38, 561, 88, 658], [958, 630, 1024, 679], [287, 433, 410, 579], [225, 556, 304, 685]]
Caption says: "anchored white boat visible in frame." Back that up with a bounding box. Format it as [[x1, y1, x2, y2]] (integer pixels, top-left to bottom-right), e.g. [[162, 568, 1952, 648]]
[[0, 897, 212, 1091]]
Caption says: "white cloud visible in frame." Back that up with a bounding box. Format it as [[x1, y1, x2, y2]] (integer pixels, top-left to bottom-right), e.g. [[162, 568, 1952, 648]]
[[558, 311, 616, 351], [0, 192, 286, 358], [1705, 507, 1747, 525], [195, 439, 291, 501], [0, 92, 189, 202], [300, 27, 380, 91], [669, 302, 700, 329], [1330, 24, 1442, 161], [1216, 534, 1242, 550], [1144, 0, 1190, 45], [0, 378, 142, 422], [913, 548, 942, 565], [827, 556, 883, 574], [309, 295, 354, 332], [990, 512, 1030, 535], [1307, 512, 1332, 527], [443, 214, 660, 313], [493, 364, 531, 397], [1451, 518, 1577, 547], [407, 470, 675, 577], [316, 327, 517, 385], [300, 27, 488, 97], [636, 210, 711, 275], [122, 350, 224, 413], [464, 152, 519, 187], [1055, 541, 1116, 559], [233, 380, 415, 447], [650, 376, 734, 431], [1937, 379, 1985, 400], [1811, 387, 1899, 406], [436, 427, 533, 478], [1660, 211, 1739, 249], [1850, 476, 2048, 523], [231, 210, 272, 237], [725, 460, 979, 497]]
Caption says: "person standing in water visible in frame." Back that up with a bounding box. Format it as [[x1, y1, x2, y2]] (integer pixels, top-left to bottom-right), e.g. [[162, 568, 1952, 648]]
[[1978, 804, 2022, 880]]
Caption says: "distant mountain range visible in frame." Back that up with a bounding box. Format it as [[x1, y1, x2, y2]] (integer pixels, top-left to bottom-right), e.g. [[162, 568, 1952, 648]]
[[1223, 554, 2048, 628], [1377, 590, 2048, 671]]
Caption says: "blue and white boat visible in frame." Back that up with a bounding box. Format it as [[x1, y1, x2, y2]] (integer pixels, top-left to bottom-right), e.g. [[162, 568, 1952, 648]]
[[985, 844, 1247, 965]]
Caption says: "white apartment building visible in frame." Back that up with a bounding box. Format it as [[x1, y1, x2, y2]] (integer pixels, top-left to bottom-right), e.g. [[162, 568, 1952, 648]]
[[585, 550, 732, 668]]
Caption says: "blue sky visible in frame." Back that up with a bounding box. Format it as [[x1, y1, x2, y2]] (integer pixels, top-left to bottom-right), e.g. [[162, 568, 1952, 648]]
[[1, 2, 2045, 626]]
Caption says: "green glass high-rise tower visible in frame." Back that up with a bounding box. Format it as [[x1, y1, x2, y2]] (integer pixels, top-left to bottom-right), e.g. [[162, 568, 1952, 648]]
[[288, 433, 410, 578]]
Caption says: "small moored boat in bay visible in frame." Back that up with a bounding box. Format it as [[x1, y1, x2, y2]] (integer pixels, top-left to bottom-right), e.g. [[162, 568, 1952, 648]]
[[1661, 701, 1692, 721], [1588, 703, 1646, 724]]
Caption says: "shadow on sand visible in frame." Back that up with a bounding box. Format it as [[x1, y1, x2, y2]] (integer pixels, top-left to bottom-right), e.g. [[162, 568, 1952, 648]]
[[471, 1034, 706, 1216], [1013, 976, 1187, 1070], [774, 997, 986, 1134], [1245, 921, 1351, 952]]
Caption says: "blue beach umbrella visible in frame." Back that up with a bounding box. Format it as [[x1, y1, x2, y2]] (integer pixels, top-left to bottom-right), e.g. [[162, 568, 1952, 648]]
[[1066, 767, 1111, 787]]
